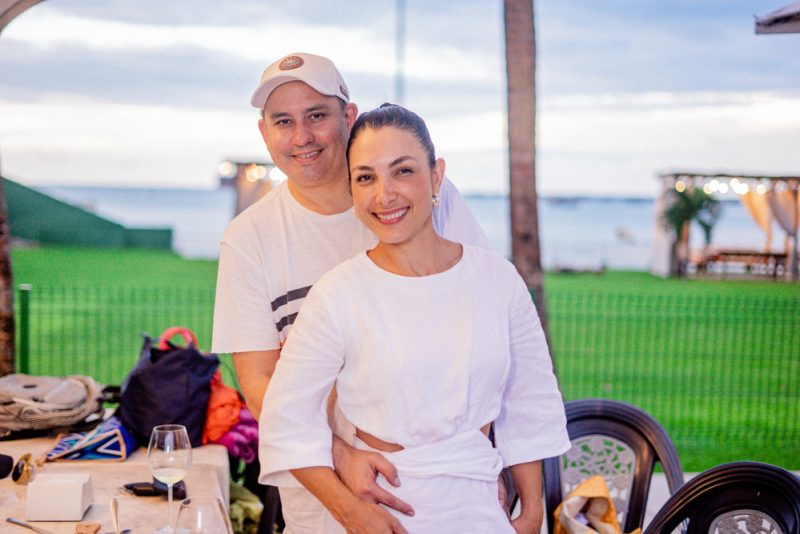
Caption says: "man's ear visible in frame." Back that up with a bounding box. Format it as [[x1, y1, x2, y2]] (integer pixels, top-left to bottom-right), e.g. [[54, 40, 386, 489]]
[[257, 117, 269, 144], [344, 103, 358, 129]]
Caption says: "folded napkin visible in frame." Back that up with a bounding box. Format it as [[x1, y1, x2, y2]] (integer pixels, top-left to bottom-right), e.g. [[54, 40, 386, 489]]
[[553, 475, 641, 534]]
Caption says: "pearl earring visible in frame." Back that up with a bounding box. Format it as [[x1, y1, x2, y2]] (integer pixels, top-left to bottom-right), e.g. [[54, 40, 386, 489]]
[[432, 194, 440, 207]]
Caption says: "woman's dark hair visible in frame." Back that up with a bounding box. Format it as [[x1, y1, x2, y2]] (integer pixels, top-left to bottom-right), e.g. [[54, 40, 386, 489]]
[[346, 103, 436, 169]]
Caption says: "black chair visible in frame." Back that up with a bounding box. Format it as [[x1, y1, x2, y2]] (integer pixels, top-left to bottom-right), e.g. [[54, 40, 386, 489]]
[[644, 461, 800, 534], [513, 398, 684, 533]]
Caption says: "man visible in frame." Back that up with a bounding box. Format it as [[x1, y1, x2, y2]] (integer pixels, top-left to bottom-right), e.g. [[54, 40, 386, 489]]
[[212, 52, 491, 533]]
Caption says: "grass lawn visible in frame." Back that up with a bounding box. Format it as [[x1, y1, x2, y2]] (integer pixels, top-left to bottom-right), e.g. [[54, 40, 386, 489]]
[[10, 246, 800, 472], [11, 245, 226, 382], [12, 246, 219, 288], [547, 270, 798, 471], [545, 268, 800, 297]]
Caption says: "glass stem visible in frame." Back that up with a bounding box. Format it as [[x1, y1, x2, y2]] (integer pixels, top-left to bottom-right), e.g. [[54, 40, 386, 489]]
[[168, 483, 174, 533]]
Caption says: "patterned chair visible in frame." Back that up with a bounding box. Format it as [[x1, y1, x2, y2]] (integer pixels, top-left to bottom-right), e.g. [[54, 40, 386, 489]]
[[644, 461, 800, 534], [533, 398, 684, 533]]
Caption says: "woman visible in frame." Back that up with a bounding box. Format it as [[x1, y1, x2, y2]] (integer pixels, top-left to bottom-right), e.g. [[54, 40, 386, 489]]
[[259, 104, 570, 533]]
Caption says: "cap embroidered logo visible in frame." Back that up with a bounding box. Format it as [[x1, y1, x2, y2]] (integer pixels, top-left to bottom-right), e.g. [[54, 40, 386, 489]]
[[279, 56, 304, 70]]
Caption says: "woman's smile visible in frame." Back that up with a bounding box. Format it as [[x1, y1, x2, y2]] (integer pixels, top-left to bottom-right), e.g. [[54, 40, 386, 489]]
[[374, 207, 410, 224]]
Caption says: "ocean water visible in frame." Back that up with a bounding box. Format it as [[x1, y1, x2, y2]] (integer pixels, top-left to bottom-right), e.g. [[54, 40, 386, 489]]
[[39, 186, 768, 271]]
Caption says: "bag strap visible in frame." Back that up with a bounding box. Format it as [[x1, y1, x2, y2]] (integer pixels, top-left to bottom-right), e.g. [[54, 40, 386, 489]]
[[157, 326, 198, 350]]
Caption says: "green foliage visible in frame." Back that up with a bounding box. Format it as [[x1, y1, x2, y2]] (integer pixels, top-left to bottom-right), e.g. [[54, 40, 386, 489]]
[[662, 188, 722, 245]]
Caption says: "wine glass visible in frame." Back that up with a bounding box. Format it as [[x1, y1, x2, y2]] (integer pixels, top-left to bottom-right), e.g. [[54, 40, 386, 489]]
[[173, 497, 233, 534], [148, 424, 193, 533]]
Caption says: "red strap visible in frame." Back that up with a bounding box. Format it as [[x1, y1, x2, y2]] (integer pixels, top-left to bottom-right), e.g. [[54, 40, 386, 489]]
[[157, 326, 198, 350]]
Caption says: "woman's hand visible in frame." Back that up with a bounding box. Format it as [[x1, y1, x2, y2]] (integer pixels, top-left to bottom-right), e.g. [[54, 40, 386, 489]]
[[498, 472, 510, 515], [509, 460, 544, 534]]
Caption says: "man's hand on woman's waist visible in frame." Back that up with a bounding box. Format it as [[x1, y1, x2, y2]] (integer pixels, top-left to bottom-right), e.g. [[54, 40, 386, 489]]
[[331, 434, 415, 516]]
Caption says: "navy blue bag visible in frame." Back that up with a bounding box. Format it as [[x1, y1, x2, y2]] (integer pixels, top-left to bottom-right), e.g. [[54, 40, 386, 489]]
[[119, 327, 219, 447]]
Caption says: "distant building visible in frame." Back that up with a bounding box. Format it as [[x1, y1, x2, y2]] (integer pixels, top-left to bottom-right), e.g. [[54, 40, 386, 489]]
[[218, 160, 284, 216]]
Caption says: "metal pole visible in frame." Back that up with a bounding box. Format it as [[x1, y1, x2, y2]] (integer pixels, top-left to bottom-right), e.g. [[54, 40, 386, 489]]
[[18, 283, 31, 374], [792, 184, 799, 281]]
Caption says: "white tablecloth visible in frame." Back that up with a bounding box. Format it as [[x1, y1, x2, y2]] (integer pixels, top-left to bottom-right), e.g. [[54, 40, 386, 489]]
[[0, 437, 230, 534]]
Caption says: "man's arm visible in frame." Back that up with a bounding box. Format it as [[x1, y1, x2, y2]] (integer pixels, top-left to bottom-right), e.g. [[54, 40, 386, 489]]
[[233, 349, 280, 420], [291, 466, 408, 534]]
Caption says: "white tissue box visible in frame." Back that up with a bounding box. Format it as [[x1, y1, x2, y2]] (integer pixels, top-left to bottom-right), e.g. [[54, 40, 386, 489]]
[[26, 472, 93, 521]]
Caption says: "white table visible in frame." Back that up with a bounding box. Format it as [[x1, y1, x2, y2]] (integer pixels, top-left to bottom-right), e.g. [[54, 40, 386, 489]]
[[0, 437, 229, 534]]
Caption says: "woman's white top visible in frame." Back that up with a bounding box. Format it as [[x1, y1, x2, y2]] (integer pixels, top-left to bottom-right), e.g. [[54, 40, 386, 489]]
[[259, 244, 570, 487]]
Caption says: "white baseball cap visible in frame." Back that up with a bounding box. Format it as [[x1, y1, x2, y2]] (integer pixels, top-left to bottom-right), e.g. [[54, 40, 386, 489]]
[[251, 52, 350, 109]]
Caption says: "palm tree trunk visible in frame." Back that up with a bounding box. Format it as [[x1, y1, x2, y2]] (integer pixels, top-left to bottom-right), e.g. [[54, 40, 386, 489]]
[[504, 0, 549, 336], [0, 177, 15, 376]]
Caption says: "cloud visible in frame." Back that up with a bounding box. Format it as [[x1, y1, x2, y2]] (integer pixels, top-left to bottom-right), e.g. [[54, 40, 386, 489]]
[[538, 1, 800, 94], [537, 90, 800, 195], [29, 0, 391, 28], [0, 95, 265, 188], [0, 41, 255, 108], [2, 3, 500, 106], [1, 0, 799, 197]]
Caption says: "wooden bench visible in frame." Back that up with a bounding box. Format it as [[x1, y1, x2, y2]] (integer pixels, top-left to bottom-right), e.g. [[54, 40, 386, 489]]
[[696, 249, 788, 278]]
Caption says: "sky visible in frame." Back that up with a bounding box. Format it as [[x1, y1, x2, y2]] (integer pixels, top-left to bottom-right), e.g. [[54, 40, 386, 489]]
[[0, 0, 798, 197]]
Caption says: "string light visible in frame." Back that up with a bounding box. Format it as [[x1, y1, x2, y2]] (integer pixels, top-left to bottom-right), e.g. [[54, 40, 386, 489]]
[[245, 164, 259, 182], [269, 167, 287, 182], [218, 161, 235, 177]]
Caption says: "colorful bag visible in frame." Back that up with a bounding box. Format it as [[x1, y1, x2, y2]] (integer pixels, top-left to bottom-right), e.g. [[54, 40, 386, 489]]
[[203, 369, 243, 444], [46, 416, 137, 461], [119, 326, 219, 447]]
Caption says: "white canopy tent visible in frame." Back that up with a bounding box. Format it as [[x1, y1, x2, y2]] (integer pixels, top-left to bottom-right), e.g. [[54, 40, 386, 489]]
[[755, 2, 800, 34], [0, 0, 43, 34], [653, 172, 800, 280]]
